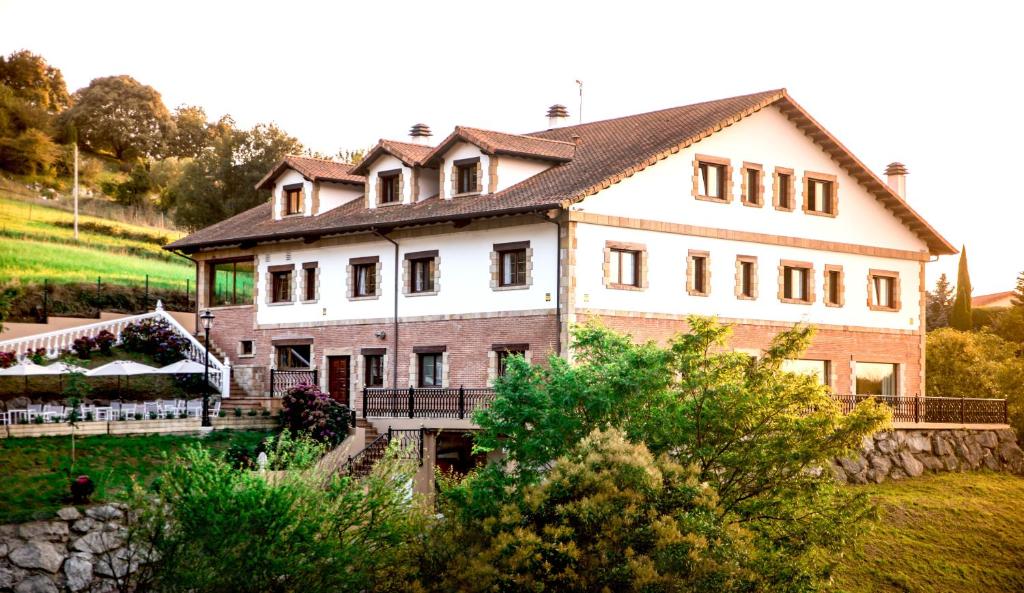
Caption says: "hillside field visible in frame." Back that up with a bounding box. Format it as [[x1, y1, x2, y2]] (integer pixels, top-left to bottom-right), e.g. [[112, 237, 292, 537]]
[[833, 472, 1024, 593], [0, 193, 192, 291]]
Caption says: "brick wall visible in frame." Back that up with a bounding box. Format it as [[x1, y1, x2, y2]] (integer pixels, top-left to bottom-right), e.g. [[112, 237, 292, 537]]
[[582, 313, 923, 396]]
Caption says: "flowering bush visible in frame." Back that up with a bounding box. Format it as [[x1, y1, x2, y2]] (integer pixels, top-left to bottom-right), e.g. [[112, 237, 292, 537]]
[[27, 347, 46, 364], [120, 318, 188, 365], [0, 351, 15, 368], [280, 383, 350, 446], [72, 335, 96, 359], [70, 475, 95, 504], [95, 330, 116, 355]]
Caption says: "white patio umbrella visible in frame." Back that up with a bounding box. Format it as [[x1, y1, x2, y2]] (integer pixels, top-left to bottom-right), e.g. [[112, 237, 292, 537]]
[[43, 361, 90, 391], [86, 360, 158, 397], [0, 360, 55, 395], [155, 359, 206, 374]]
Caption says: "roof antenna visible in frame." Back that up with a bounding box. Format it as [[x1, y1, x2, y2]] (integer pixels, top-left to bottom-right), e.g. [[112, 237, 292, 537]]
[[575, 80, 583, 124]]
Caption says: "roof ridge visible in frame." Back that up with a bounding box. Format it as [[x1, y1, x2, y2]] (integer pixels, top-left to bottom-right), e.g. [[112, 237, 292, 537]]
[[286, 154, 354, 167], [457, 125, 577, 147]]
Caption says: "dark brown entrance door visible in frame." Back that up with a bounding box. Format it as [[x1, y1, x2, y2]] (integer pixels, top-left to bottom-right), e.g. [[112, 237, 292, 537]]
[[327, 356, 350, 406]]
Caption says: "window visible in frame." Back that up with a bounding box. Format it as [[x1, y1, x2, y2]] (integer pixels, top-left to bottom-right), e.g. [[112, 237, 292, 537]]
[[499, 248, 527, 287], [239, 340, 254, 356], [302, 263, 317, 301], [497, 349, 526, 377], [354, 262, 377, 297], [418, 353, 443, 387], [609, 249, 640, 287], [804, 172, 837, 216], [782, 359, 831, 386], [736, 256, 756, 299], [271, 269, 292, 303], [379, 171, 400, 204], [856, 362, 898, 395], [364, 354, 384, 387], [209, 259, 254, 307], [773, 167, 794, 210], [741, 163, 763, 206], [824, 265, 844, 307], [698, 163, 725, 198], [780, 261, 813, 303], [688, 251, 710, 296], [456, 160, 479, 194], [276, 344, 311, 369], [411, 257, 435, 293], [284, 186, 302, 215], [868, 270, 900, 311]]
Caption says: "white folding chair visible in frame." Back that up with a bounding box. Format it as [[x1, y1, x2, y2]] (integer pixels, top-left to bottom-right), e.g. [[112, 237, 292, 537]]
[[185, 399, 202, 418], [210, 400, 221, 417], [144, 401, 161, 419], [27, 404, 43, 422], [43, 404, 65, 422], [121, 402, 138, 420]]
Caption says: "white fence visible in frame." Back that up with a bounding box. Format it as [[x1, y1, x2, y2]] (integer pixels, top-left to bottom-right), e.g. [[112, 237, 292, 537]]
[[0, 301, 231, 397]]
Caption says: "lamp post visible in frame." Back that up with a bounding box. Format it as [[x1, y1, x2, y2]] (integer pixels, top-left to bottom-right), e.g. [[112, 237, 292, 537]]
[[199, 310, 215, 427]]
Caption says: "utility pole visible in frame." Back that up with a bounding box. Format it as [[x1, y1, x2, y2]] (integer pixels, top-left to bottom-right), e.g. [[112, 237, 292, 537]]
[[72, 129, 79, 241]]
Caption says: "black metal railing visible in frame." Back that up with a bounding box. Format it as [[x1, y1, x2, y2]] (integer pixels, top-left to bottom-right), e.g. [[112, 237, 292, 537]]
[[832, 394, 1008, 425], [269, 369, 318, 397], [362, 386, 495, 419], [343, 426, 424, 477]]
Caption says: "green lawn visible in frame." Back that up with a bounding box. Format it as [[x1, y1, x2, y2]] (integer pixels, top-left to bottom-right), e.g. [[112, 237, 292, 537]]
[[0, 430, 269, 523], [0, 194, 192, 290], [834, 472, 1024, 593]]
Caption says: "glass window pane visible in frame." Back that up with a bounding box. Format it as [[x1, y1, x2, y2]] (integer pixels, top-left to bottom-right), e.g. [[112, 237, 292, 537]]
[[856, 362, 897, 395], [782, 359, 829, 386], [621, 251, 636, 285], [609, 250, 620, 283], [706, 165, 720, 197]]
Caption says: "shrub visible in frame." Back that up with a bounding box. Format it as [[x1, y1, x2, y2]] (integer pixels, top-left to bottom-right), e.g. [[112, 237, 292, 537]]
[[72, 335, 96, 359], [0, 351, 15, 368], [69, 475, 95, 504], [27, 347, 46, 364], [94, 329, 116, 355], [281, 383, 350, 446], [120, 318, 188, 365]]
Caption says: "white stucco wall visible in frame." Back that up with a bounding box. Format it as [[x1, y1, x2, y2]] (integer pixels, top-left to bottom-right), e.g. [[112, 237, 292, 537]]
[[272, 169, 312, 220], [573, 221, 921, 331], [439, 142, 489, 199], [495, 156, 552, 192], [573, 105, 926, 253], [254, 222, 558, 327], [317, 182, 362, 214], [417, 167, 440, 201]]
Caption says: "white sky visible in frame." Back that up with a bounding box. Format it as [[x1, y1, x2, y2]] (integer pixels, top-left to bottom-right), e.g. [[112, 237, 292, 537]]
[[1, 0, 1021, 294]]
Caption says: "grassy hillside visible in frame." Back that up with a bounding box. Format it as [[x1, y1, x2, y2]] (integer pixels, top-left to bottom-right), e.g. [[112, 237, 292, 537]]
[[834, 472, 1024, 593], [0, 193, 192, 291]]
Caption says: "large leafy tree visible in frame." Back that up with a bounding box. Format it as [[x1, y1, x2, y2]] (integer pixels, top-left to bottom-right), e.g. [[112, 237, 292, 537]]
[[61, 75, 173, 161], [949, 247, 973, 330], [926, 272, 955, 331], [0, 83, 60, 175], [169, 118, 302, 230], [166, 104, 212, 158], [0, 49, 70, 112], [445, 318, 889, 590]]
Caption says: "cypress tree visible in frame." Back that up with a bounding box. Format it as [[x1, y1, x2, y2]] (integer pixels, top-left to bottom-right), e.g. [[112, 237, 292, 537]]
[[1012, 270, 1024, 308], [949, 246, 973, 330]]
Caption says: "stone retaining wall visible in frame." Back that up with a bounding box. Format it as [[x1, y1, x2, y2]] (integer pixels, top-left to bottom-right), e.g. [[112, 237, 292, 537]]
[[0, 505, 132, 593], [833, 427, 1024, 484]]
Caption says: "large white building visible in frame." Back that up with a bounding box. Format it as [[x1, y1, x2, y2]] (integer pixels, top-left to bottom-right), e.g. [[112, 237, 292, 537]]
[[167, 89, 954, 450]]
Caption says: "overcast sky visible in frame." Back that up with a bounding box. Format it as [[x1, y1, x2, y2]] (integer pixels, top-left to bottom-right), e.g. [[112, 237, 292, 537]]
[[2, 0, 1021, 294]]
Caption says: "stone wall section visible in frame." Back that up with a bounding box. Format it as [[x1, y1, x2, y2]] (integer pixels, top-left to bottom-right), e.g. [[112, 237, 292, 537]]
[[832, 428, 1024, 484]]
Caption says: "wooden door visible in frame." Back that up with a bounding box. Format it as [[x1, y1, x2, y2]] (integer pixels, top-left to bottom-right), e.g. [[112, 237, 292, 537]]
[[327, 356, 350, 405]]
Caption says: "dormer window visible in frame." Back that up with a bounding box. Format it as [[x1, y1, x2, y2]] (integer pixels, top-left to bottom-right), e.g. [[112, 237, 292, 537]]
[[283, 185, 303, 215], [455, 158, 480, 194], [378, 170, 401, 204]]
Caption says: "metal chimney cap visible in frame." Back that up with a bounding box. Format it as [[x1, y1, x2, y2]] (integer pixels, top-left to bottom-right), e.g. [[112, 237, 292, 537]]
[[546, 104, 569, 118], [409, 123, 433, 138], [884, 162, 908, 176]]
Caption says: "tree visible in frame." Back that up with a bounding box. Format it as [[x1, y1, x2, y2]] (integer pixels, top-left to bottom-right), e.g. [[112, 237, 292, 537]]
[[926, 273, 955, 331], [100, 163, 152, 207], [452, 318, 889, 589], [61, 75, 173, 161], [950, 247, 973, 330], [0, 50, 70, 111], [166, 104, 211, 158], [169, 118, 302, 230], [0, 83, 60, 175], [336, 147, 367, 165], [1013, 270, 1024, 308]]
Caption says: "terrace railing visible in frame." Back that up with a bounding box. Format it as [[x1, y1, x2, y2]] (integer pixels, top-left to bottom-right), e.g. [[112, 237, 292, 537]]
[[0, 301, 230, 397], [343, 426, 424, 477], [362, 386, 496, 419], [269, 369, 319, 398], [832, 394, 1008, 425]]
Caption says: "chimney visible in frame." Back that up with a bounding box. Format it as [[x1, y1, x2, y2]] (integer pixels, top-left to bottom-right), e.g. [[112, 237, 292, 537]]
[[546, 104, 569, 129], [409, 123, 432, 145], [884, 162, 908, 198]]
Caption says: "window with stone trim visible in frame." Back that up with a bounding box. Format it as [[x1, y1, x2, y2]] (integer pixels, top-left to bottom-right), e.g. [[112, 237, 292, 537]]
[[803, 171, 837, 216], [687, 250, 710, 296], [868, 269, 900, 311], [283, 184, 303, 215], [740, 162, 764, 206], [735, 255, 757, 299], [855, 362, 898, 395], [403, 250, 439, 296], [238, 340, 254, 357], [782, 359, 831, 387], [271, 269, 292, 303], [497, 348, 526, 377], [779, 260, 814, 304], [418, 352, 443, 387], [364, 353, 384, 387], [603, 241, 647, 290], [491, 241, 532, 291], [354, 263, 377, 297], [379, 170, 400, 204], [824, 265, 844, 307], [457, 160, 479, 194], [276, 344, 311, 369], [302, 262, 318, 302], [773, 167, 795, 211], [693, 155, 732, 202]]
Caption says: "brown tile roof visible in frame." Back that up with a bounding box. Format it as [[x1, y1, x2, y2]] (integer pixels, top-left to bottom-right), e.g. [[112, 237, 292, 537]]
[[972, 291, 1015, 308], [424, 126, 576, 166], [255, 155, 363, 190], [168, 89, 954, 255], [350, 139, 434, 175]]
